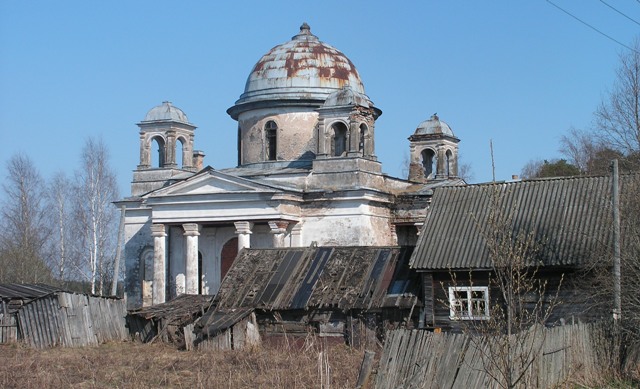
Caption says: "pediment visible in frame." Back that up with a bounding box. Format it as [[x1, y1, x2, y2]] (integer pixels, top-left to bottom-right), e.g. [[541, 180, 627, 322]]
[[147, 169, 283, 197]]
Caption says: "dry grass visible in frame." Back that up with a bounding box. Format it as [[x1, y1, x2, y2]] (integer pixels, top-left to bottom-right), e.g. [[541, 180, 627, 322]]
[[0, 341, 364, 389]]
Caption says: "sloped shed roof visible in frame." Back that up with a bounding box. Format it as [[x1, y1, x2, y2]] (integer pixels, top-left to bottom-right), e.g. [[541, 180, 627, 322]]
[[410, 175, 619, 270], [0, 283, 65, 300], [197, 247, 416, 335]]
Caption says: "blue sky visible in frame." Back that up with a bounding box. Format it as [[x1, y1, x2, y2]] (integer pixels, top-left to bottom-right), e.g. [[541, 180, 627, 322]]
[[1, 1, 638, 197]]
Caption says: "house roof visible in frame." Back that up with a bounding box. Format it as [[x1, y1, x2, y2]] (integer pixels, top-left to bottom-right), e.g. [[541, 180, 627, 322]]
[[197, 246, 417, 336], [410, 175, 619, 270]]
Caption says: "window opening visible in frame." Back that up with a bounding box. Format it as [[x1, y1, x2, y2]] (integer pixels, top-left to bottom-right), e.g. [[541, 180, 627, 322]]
[[177, 137, 185, 168], [151, 136, 165, 168], [265, 120, 277, 161], [332, 122, 348, 156], [421, 149, 436, 178], [448, 286, 489, 320], [359, 124, 367, 152], [445, 150, 452, 177]]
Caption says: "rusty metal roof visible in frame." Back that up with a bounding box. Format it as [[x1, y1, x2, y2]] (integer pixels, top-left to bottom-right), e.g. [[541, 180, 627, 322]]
[[197, 246, 417, 337], [0, 283, 64, 300], [410, 175, 619, 270], [217, 246, 415, 311], [228, 23, 370, 118]]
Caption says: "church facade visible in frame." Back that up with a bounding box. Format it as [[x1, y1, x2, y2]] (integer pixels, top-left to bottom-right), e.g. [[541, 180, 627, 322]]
[[118, 24, 464, 310]]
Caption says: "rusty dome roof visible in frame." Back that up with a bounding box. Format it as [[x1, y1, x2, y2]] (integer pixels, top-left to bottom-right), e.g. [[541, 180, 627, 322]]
[[228, 23, 368, 119]]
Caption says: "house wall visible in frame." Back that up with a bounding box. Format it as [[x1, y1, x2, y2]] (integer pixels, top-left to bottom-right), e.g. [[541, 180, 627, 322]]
[[421, 270, 604, 332]]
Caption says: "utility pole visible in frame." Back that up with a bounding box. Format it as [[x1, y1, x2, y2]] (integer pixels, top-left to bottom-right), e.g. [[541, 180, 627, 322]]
[[612, 159, 621, 321], [611, 159, 622, 372]]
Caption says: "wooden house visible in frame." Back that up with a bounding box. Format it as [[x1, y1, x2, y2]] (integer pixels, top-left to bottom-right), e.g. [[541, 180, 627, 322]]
[[409, 175, 619, 332], [194, 246, 419, 350]]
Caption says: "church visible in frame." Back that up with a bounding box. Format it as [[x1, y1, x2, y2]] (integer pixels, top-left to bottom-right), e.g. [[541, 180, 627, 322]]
[[118, 23, 464, 310]]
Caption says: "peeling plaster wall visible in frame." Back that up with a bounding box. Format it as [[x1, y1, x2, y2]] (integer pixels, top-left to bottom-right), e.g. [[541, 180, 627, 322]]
[[123, 206, 153, 310], [300, 201, 394, 246], [238, 108, 318, 164]]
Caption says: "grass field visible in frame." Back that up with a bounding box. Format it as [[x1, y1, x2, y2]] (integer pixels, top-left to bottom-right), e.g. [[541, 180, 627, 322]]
[[0, 341, 364, 388]]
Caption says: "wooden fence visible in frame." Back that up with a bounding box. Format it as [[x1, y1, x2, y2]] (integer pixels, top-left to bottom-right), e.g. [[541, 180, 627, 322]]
[[16, 292, 128, 348], [375, 322, 613, 388]]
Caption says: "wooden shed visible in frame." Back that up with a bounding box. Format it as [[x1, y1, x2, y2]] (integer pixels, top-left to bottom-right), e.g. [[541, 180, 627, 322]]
[[194, 246, 419, 350], [0, 283, 128, 348]]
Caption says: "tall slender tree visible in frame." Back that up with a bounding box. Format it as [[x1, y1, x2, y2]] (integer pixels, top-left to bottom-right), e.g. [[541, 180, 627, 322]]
[[0, 154, 52, 283], [46, 171, 77, 282], [74, 137, 119, 295]]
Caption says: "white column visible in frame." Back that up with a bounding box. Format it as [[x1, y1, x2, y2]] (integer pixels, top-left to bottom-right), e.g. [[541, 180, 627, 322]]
[[183, 223, 200, 295], [151, 224, 167, 305], [234, 221, 253, 251], [390, 224, 398, 246], [290, 223, 303, 247], [268, 221, 289, 248]]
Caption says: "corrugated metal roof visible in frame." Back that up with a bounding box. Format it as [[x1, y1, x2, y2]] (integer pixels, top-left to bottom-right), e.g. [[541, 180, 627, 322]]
[[410, 175, 622, 270], [0, 283, 64, 299], [197, 247, 417, 336]]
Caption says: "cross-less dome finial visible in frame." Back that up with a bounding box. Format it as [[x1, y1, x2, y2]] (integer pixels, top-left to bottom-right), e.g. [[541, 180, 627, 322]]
[[300, 22, 311, 33]]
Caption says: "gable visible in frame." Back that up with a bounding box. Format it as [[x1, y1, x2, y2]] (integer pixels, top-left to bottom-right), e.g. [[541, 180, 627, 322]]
[[147, 168, 287, 197]]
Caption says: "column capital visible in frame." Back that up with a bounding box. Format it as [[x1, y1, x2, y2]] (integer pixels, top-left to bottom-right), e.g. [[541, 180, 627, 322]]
[[268, 220, 289, 234], [182, 223, 201, 236], [150, 224, 166, 237], [234, 221, 253, 235]]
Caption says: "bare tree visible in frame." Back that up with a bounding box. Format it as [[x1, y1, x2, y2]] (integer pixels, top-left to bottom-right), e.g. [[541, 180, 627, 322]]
[[595, 40, 640, 156], [0, 154, 52, 283], [46, 171, 78, 281], [74, 137, 119, 295]]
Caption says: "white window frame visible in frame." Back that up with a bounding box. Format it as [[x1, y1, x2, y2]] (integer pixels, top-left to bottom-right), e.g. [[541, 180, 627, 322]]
[[448, 286, 490, 320]]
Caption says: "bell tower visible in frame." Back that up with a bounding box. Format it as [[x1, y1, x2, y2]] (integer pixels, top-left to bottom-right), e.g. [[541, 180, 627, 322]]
[[408, 114, 459, 183], [132, 101, 203, 196]]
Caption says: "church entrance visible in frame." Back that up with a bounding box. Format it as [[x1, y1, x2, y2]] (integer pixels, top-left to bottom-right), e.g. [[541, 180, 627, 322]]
[[220, 237, 238, 280]]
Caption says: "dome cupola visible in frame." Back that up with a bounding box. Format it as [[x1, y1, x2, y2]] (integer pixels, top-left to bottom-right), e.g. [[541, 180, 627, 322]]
[[414, 114, 455, 137], [228, 23, 370, 119], [143, 101, 191, 124]]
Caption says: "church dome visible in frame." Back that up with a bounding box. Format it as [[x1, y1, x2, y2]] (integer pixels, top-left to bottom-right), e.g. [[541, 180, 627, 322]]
[[228, 23, 367, 118], [142, 101, 190, 124], [414, 114, 455, 137]]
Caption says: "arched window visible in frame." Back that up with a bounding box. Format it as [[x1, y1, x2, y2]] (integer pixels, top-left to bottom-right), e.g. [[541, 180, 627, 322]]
[[421, 149, 436, 178], [140, 248, 154, 306], [265, 120, 277, 161], [359, 123, 367, 153], [332, 122, 348, 156], [176, 137, 185, 168], [151, 136, 165, 168]]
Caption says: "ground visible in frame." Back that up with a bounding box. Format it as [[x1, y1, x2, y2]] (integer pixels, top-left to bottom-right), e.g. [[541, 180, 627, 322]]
[[0, 341, 364, 389]]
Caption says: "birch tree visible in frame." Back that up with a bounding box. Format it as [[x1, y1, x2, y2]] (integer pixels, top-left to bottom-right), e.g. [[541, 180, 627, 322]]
[[0, 154, 52, 283], [46, 171, 77, 281], [74, 137, 119, 295]]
